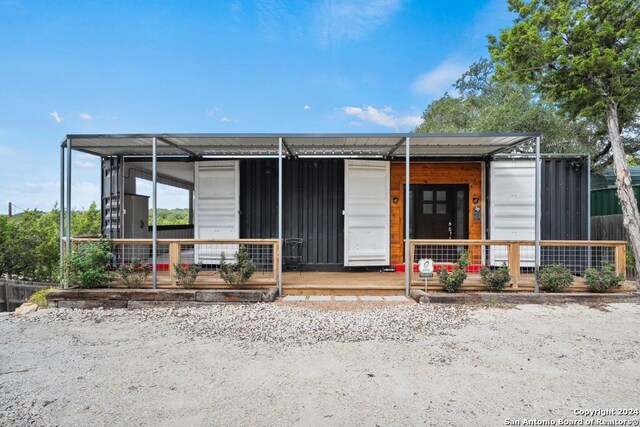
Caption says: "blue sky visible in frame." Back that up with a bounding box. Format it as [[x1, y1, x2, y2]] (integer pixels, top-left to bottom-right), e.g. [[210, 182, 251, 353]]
[[0, 0, 514, 211]]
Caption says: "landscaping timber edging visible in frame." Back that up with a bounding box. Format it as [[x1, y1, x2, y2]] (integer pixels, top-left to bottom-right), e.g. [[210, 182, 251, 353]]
[[410, 289, 640, 304], [46, 288, 278, 309]]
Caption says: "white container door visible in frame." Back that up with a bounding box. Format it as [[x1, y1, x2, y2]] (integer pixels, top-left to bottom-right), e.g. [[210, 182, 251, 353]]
[[344, 160, 390, 266], [194, 161, 240, 263], [489, 160, 535, 266]]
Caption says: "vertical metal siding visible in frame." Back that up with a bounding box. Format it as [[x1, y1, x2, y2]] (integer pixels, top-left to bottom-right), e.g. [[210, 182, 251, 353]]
[[240, 159, 344, 268], [540, 158, 589, 240]]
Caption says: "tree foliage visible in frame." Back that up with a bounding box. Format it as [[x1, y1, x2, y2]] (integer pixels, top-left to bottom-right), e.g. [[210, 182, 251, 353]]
[[149, 208, 189, 226], [0, 203, 102, 282], [415, 58, 607, 159]]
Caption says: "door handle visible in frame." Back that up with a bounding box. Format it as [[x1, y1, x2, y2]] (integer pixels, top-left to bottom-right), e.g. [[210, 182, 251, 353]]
[[448, 221, 452, 239]]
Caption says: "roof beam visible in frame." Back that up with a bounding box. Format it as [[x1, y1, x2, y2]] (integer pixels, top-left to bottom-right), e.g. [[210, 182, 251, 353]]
[[281, 138, 296, 158], [485, 137, 535, 158], [157, 137, 202, 160], [385, 137, 406, 159]]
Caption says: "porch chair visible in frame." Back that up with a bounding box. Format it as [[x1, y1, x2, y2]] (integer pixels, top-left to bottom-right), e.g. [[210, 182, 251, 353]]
[[284, 238, 304, 274]]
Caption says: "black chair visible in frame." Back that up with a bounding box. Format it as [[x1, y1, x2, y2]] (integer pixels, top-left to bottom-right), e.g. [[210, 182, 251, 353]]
[[284, 238, 304, 273]]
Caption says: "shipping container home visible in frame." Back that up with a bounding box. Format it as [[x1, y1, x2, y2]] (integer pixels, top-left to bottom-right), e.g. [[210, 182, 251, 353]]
[[60, 134, 631, 295]]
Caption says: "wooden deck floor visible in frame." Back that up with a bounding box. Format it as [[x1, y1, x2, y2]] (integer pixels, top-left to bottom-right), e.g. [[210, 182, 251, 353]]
[[282, 272, 636, 295], [110, 271, 636, 296]]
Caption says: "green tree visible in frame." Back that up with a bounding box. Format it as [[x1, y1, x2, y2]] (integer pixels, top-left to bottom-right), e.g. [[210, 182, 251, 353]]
[[488, 0, 640, 286], [71, 202, 101, 236], [0, 209, 60, 282], [415, 59, 604, 159]]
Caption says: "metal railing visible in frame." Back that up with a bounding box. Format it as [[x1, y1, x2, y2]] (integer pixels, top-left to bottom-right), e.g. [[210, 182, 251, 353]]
[[70, 238, 279, 287], [409, 239, 627, 289]]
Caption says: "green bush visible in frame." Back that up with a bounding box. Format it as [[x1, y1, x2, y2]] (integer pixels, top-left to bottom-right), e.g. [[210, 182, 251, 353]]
[[219, 245, 256, 288], [437, 251, 469, 293], [537, 264, 573, 293], [28, 287, 58, 308], [584, 262, 625, 293], [117, 259, 151, 288], [68, 240, 114, 288], [480, 264, 511, 292], [174, 263, 202, 289]]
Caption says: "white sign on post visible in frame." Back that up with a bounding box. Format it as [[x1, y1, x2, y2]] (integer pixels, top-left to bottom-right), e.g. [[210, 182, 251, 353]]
[[418, 258, 434, 293], [418, 258, 434, 277]]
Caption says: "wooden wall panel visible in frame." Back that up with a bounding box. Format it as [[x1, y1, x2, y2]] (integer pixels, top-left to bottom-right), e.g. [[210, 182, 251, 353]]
[[390, 162, 483, 264]]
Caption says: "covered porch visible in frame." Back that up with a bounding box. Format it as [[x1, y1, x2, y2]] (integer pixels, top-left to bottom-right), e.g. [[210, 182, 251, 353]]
[[59, 133, 632, 295]]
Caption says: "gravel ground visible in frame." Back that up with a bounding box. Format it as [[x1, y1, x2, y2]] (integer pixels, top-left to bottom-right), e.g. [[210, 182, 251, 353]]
[[1, 302, 639, 426]]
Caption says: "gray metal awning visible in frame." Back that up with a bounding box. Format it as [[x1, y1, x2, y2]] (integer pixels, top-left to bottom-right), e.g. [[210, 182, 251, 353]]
[[62, 133, 539, 158]]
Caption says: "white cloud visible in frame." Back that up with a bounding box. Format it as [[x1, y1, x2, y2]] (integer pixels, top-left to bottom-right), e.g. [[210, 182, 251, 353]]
[[343, 105, 422, 130], [412, 60, 468, 97], [316, 0, 404, 44], [303, 104, 311, 111], [79, 112, 92, 121], [205, 107, 222, 117], [220, 116, 232, 123], [74, 153, 98, 169], [49, 111, 62, 123]]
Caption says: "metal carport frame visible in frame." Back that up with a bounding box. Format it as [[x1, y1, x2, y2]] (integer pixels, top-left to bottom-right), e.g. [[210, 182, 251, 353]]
[[59, 132, 541, 296]]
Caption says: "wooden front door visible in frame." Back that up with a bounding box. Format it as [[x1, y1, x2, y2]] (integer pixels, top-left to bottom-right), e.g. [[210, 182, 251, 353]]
[[407, 184, 469, 263], [408, 184, 469, 240]]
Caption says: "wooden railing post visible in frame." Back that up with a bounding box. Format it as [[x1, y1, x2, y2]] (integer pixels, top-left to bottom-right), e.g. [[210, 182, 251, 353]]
[[273, 241, 279, 281], [509, 242, 520, 288], [409, 241, 415, 285], [169, 242, 181, 286], [614, 242, 626, 278]]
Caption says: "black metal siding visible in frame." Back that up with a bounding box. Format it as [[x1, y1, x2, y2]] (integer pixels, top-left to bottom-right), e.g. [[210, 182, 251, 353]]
[[541, 157, 589, 240], [240, 159, 345, 268]]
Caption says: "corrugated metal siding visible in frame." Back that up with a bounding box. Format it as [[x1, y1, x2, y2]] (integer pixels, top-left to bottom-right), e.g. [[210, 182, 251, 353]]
[[240, 159, 344, 268], [541, 158, 589, 240], [591, 186, 640, 216]]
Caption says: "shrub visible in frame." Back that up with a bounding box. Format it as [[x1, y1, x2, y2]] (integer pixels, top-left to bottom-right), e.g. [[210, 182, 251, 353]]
[[68, 240, 114, 288], [437, 251, 469, 293], [584, 262, 625, 293], [117, 259, 151, 288], [219, 245, 256, 288], [480, 264, 511, 292], [28, 287, 58, 308], [537, 264, 573, 292], [174, 263, 202, 289]]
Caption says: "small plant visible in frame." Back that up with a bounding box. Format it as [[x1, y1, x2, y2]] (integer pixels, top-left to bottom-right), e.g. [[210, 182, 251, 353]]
[[67, 240, 114, 288], [584, 262, 625, 293], [219, 245, 256, 288], [437, 251, 469, 293], [480, 264, 511, 292], [28, 287, 58, 308], [117, 259, 151, 288], [537, 264, 573, 292], [174, 263, 202, 289]]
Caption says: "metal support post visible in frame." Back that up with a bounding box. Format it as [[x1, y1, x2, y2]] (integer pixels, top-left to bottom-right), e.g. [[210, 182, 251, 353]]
[[66, 139, 72, 287], [59, 144, 66, 287], [534, 136, 541, 292], [278, 137, 283, 296], [152, 137, 158, 289], [404, 137, 411, 297]]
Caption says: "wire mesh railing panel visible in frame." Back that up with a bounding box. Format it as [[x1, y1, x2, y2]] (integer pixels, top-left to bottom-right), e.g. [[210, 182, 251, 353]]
[[409, 240, 628, 288], [68, 238, 279, 286], [110, 243, 170, 271], [187, 242, 274, 274], [541, 245, 615, 275]]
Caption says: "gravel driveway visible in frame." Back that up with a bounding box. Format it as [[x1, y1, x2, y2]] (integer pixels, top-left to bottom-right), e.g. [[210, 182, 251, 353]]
[[1, 302, 639, 426]]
